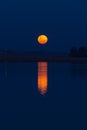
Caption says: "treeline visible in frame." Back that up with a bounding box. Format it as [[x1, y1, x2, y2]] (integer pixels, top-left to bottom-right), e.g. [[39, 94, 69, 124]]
[[69, 46, 87, 57]]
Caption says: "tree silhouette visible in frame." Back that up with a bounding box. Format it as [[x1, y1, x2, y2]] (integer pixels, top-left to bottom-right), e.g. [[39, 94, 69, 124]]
[[69, 46, 87, 57], [78, 46, 87, 57], [69, 47, 78, 57]]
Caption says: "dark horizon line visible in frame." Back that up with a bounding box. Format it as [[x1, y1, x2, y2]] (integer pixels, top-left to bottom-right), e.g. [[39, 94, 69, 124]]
[[0, 56, 87, 63]]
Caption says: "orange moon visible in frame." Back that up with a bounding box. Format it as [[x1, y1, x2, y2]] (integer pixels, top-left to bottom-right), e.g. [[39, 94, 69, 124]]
[[37, 35, 48, 44]]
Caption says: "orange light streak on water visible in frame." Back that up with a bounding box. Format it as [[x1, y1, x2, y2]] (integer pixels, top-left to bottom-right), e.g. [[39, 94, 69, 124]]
[[38, 62, 48, 95]]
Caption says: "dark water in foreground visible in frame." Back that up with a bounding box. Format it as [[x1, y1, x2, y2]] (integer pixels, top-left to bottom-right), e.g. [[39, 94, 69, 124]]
[[0, 62, 87, 129]]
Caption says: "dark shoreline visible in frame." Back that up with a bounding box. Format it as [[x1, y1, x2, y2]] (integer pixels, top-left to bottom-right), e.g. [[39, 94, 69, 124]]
[[0, 56, 87, 63]]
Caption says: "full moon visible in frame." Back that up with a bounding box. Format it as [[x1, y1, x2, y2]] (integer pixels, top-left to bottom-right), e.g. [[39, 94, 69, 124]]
[[37, 35, 48, 44]]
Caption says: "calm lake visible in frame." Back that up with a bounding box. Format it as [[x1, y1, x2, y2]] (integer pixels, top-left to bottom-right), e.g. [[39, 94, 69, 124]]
[[0, 62, 87, 129]]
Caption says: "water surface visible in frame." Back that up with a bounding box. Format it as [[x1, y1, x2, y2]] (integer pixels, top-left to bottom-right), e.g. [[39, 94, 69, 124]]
[[0, 62, 86, 129]]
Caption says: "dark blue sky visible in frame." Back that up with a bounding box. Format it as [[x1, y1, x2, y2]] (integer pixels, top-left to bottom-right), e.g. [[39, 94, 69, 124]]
[[0, 0, 87, 52]]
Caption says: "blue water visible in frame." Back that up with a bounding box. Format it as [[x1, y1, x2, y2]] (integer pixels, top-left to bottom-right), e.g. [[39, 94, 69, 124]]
[[0, 62, 86, 129]]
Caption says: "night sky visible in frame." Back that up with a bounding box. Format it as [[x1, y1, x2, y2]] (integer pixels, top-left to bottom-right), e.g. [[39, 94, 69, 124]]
[[0, 0, 87, 52]]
